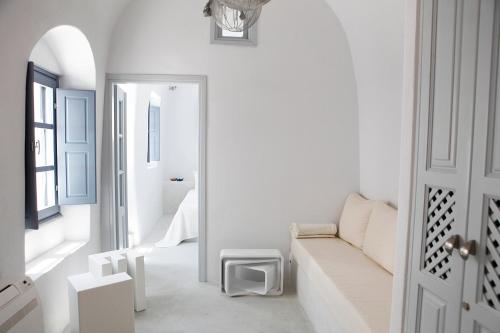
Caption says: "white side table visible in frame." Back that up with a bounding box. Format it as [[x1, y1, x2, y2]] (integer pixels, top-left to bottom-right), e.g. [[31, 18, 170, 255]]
[[67, 272, 134, 333], [220, 249, 284, 296]]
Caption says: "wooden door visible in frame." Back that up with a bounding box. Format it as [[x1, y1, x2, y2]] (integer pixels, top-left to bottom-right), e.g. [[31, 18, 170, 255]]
[[461, 0, 500, 331], [114, 85, 128, 249], [407, 0, 480, 331]]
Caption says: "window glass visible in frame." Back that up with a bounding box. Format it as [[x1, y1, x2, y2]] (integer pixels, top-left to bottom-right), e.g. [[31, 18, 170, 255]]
[[148, 103, 161, 162], [33, 82, 54, 124], [119, 136, 124, 170], [119, 100, 124, 135], [34, 128, 55, 167], [212, 20, 255, 45], [36, 170, 56, 211], [32, 67, 59, 221], [221, 29, 244, 38]]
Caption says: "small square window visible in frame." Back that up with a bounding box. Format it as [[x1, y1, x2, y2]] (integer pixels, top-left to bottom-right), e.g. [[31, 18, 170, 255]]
[[210, 19, 257, 46]]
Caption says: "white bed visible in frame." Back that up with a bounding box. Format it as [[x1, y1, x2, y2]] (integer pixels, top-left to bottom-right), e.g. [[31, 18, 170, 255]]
[[156, 189, 198, 248]]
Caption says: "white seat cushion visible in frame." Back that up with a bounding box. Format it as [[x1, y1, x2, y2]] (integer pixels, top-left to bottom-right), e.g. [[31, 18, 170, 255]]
[[291, 238, 393, 333], [338, 193, 376, 248], [363, 201, 398, 274]]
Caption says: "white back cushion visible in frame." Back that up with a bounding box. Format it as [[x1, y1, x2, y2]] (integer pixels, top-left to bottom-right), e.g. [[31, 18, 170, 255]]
[[338, 193, 376, 248], [363, 201, 398, 274]]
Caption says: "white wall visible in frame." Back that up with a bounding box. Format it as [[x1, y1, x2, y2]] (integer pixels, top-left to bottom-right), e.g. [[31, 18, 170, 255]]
[[323, 0, 405, 205], [161, 83, 199, 214], [108, 0, 360, 283], [0, 1, 131, 332], [162, 84, 199, 183], [30, 38, 62, 75], [120, 83, 165, 246]]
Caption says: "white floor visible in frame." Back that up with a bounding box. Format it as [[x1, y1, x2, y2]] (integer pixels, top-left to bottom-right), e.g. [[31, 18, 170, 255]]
[[134, 215, 314, 333]]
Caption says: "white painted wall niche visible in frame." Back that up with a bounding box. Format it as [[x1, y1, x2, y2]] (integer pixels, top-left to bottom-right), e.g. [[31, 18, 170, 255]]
[[321, 0, 405, 206], [23, 24, 98, 333], [107, 0, 361, 283], [25, 25, 96, 264]]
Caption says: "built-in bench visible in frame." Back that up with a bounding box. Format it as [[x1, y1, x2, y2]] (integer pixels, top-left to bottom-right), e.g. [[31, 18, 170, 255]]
[[291, 193, 397, 333]]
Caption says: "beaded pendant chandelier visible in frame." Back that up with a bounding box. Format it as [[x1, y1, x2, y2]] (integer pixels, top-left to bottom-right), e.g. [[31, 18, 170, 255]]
[[203, 0, 271, 32]]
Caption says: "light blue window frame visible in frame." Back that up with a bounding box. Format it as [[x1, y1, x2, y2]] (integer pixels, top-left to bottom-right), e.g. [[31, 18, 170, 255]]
[[147, 103, 160, 162]]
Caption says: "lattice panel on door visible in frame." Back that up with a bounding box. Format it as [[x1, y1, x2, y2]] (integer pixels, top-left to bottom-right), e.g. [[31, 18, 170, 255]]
[[423, 187, 456, 280], [483, 198, 500, 310]]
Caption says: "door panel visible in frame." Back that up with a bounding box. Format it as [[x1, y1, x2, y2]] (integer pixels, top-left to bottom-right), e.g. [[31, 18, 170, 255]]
[[418, 288, 447, 333], [428, 0, 460, 171], [482, 198, 500, 311], [461, 0, 500, 330], [114, 85, 128, 249], [421, 187, 456, 281], [486, 6, 500, 179], [407, 0, 480, 331]]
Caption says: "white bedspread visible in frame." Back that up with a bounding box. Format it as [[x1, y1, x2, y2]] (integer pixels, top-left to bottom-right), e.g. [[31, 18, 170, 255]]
[[156, 189, 198, 248]]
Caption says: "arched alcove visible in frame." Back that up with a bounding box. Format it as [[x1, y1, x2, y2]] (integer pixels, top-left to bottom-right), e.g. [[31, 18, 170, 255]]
[[107, 0, 361, 284], [25, 25, 96, 264], [29, 25, 96, 90]]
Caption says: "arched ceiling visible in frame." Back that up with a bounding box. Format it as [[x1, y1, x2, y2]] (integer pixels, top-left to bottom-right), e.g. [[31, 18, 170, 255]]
[[30, 25, 96, 90], [321, 0, 405, 203]]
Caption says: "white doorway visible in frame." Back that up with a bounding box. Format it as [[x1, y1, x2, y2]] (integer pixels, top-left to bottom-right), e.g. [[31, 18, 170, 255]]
[[103, 74, 207, 282]]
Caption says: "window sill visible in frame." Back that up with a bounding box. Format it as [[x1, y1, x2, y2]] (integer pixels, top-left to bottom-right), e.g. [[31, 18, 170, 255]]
[[25, 240, 86, 281], [38, 211, 62, 224], [147, 161, 159, 169]]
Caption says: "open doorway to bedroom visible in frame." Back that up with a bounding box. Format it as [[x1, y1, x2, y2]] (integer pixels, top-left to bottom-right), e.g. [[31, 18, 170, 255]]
[[104, 75, 207, 284]]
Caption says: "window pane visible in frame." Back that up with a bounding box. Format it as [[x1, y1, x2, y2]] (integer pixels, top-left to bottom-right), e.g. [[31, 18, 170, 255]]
[[222, 29, 245, 38], [36, 170, 56, 211], [119, 136, 124, 170], [119, 174, 125, 207], [119, 100, 125, 135], [33, 82, 54, 124], [34, 127, 55, 167]]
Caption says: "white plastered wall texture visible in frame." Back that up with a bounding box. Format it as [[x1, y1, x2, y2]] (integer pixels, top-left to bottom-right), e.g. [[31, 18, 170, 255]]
[[323, 0, 405, 206], [107, 0, 361, 283], [120, 83, 165, 246], [161, 83, 199, 184], [319, 2, 406, 332], [0, 1, 131, 332], [161, 83, 199, 214]]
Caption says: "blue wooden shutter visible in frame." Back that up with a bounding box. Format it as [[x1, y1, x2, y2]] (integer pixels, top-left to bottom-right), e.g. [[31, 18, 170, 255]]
[[56, 89, 96, 204], [148, 105, 160, 162]]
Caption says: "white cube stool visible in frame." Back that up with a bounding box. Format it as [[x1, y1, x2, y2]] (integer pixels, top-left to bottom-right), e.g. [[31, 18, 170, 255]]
[[220, 249, 284, 296], [88, 249, 146, 312], [67, 272, 134, 333]]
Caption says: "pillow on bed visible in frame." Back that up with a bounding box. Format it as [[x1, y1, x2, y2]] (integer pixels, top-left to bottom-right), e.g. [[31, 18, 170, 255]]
[[338, 193, 376, 248]]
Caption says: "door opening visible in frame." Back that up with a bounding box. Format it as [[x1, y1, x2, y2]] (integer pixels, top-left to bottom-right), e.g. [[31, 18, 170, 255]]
[[103, 74, 207, 282]]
